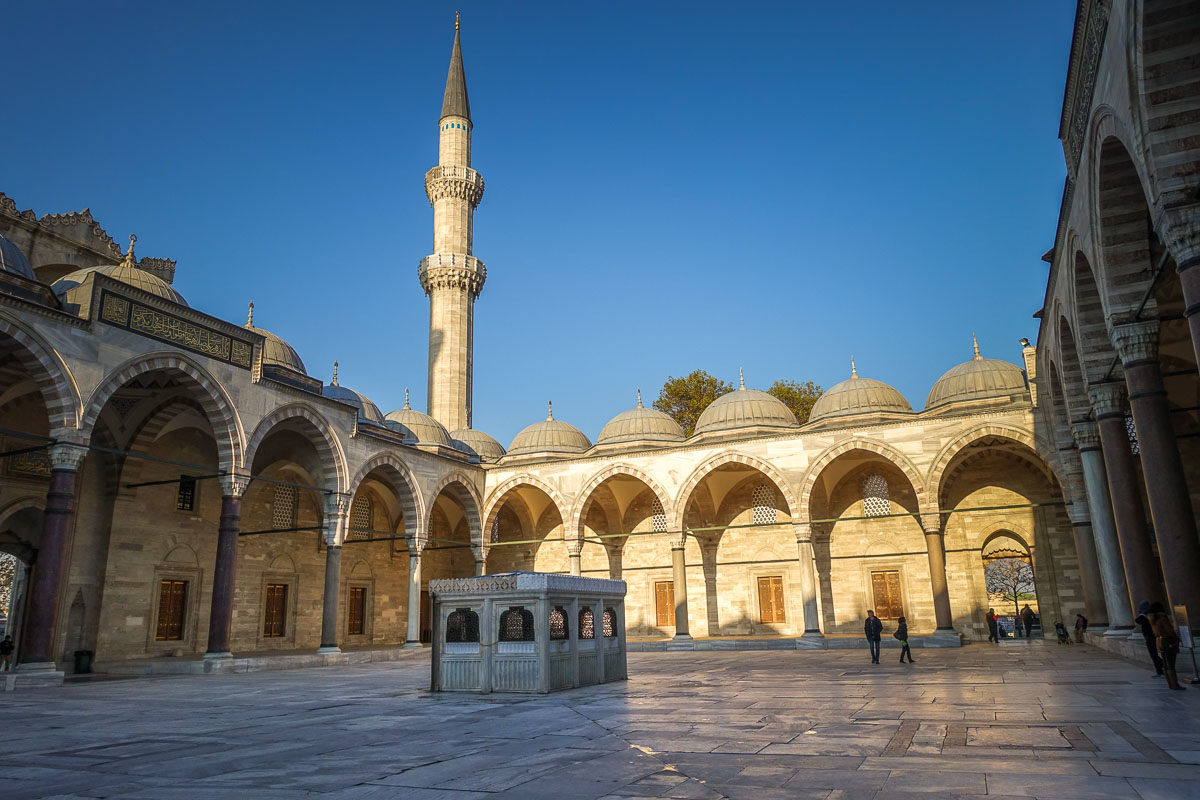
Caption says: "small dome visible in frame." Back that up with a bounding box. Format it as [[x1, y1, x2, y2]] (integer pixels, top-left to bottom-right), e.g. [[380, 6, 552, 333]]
[[507, 402, 592, 456], [53, 264, 187, 307], [322, 362, 384, 425], [809, 360, 913, 423], [385, 390, 453, 446], [244, 302, 306, 375], [451, 428, 506, 461], [0, 233, 34, 280], [925, 337, 1028, 410], [693, 372, 798, 435], [598, 390, 685, 444]]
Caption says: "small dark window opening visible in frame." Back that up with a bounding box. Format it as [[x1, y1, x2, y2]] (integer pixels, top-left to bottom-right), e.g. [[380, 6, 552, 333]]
[[549, 606, 569, 640], [446, 608, 480, 643], [603, 607, 616, 638], [579, 608, 595, 640], [499, 606, 535, 642], [176, 476, 197, 511]]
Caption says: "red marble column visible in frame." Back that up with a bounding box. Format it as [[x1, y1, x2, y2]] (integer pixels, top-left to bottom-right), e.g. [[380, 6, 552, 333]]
[[920, 515, 954, 631], [206, 475, 248, 658]]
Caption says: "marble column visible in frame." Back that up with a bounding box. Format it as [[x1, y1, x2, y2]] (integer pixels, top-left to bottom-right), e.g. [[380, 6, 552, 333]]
[[473, 545, 487, 576], [1071, 421, 1129, 629], [671, 540, 691, 640], [1113, 321, 1200, 625], [1063, 507, 1113, 628], [405, 545, 423, 647], [920, 514, 955, 631], [793, 523, 822, 636], [1088, 382, 1164, 612], [205, 473, 249, 659], [567, 542, 582, 577], [17, 443, 85, 672], [318, 493, 349, 654]]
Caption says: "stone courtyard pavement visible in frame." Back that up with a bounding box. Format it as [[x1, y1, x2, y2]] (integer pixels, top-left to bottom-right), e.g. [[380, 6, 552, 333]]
[[3, 642, 1200, 800]]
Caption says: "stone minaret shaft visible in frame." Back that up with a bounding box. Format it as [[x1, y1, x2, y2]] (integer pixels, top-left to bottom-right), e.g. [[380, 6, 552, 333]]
[[420, 16, 485, 432]]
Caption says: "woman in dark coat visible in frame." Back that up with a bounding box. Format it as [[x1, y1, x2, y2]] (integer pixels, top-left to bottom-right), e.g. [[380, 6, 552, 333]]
[[1148, 602, 1186, 691], [895, 616, 914, 663], [1135, 601, 1165, 677]]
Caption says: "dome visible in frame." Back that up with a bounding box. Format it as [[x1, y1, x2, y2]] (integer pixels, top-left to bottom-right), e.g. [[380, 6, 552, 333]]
[[809, 360, 913, 423], [385, 390, 453, 447], [693, 372, 798, 435], [53, 264, 187, 307], [507, 402, 592, 456], [244, 302, 306, 375], [597, 390, 685, 445], [322, 363, 384, 425], [0, 233, 34, 280], [451, 427, 507, 461], [925, 337, 1028, 410]]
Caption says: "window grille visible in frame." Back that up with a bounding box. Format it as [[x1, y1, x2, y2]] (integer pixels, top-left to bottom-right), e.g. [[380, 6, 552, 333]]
[[651, 499, 667, 532], [499, 606, 535, 642], [272, 484, 296, 530], [349, 496, 372, 540], [579, 608, 595, 639], [1125, 413, 1139, 455], [549, 606, 569, 640], [751, 483, 775, 525], [446, 608, 480, 643], [490, 518, 499, 543], [862, 473, 890, 517], [602, 607, 616, 638], [176, 476, 197, 512]]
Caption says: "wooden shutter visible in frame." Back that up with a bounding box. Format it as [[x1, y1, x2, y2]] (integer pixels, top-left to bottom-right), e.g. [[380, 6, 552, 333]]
[[348, 587, 365, 635], [264, 584, 288, 637], [870, 571, 902, 620], [156, 580, 186, 640], [885, 571, 903, 620], [655, 581, 675, 627], [758, 576, 785, 623]]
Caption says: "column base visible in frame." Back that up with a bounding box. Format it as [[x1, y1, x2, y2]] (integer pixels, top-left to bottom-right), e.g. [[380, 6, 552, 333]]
[[6, 669, 64, 689], [317, 646, 342, 655], [203, 651, 233, 660], [666, 633, 695, 651], [1103, 625, 1135, 638], [926, 628, 962, 647], [14, 661, 59, 673], [801, 629, 824, 638], [403, 640, 424, 649]]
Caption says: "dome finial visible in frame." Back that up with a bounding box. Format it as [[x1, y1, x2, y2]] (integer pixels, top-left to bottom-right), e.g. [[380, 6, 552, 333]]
[[246, 301, 254, 327], [851, 356, 858, 378], [455, 10, 460, 31], [972, 332, 982, 360], [404, 387, 410, 409], [739, 367, 745, 390], [123, 234, 137, 268], [331, 361, 339, 386], [637, 387, 643, 408], [547, 400, 554, 421]]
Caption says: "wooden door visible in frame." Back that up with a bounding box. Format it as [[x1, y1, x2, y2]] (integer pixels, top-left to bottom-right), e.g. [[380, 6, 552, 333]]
[[156, 580, 187, 640], [347, 587, 365, 636], [757, 576, 786, 623], [654, 580, 675, 627], [263, 583, 288, 637], [870, 571, 903, 620]]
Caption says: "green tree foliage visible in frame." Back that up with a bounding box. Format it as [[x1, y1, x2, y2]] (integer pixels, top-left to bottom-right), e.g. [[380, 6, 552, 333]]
[[767, 380, 823, 424], [653, 370, 733, 436]]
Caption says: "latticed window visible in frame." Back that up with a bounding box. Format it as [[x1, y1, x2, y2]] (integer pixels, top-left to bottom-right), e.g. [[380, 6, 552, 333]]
[[446, 608, 480, 643], [549, 606, 569, 640], [751, 483, 775, 525], [1125, 413, 1139, 455], [499, 607, 535, 641], [490, 518, 499, 543], [579, 608, 595, 639], [651, 499, 667, 533], [349, 496, 372, 540], [176, 476, 197, 512], [862, 473, 890, 517], [272, 484, 296, 529], [602, 607, 616, 638]]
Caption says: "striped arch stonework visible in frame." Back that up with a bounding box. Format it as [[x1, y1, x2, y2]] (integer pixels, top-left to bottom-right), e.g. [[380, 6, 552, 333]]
[[243, 402, 348, 494], [675, 451, 800, 532], [0, 314, 81, 436], [568, 463, 674, 545], [799, 438, 928, 519], [423, 470, 484, 548], [347, 452, 425, 538], [926, 423, 1055, 501], [480, 474, 568, 545]]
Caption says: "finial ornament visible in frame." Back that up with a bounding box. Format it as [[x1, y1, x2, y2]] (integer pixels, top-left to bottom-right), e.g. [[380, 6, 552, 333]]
[[547, 400, 553, 421], [637, 388, 643, 408], [851, 356, 858, 378], [404, 387, 410, 409], [331, 361, 339, 386], [739, 367, 745, 390], [972, 332, 981, 360], [246, 301, 254, 327], [455, 11, 460, 31], [122, 234, 137, 267]]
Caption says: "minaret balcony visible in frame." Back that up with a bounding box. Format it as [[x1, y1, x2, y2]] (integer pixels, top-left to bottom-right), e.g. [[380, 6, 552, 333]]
[[419, 252, 487, 297], [425, 166, 485, 207]]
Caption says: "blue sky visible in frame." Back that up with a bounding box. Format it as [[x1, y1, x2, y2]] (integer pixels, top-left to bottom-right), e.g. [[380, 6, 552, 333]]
[[5, 2, 1075, 445]]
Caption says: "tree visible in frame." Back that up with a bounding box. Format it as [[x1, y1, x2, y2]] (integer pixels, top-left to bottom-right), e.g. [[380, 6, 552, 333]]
[[653, 370, 733, 437], [985, 557, 1036, 619], [767, 380, 823, 424]]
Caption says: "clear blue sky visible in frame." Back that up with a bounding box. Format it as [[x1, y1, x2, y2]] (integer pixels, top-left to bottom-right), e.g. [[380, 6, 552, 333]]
[[6, 2, 1075, 445]]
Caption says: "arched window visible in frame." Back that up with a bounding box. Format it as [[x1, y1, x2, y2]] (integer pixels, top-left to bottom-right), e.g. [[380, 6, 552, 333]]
[[602, 607, 617, 638], [499, 606, 535, 642], [751, 483, 775, 525], [445, 608, 480, 643], [549, 606, 569, 640], [651, 499, 667, 533], [349, 496, 372, 541], [579, 607, 595, 640], [861, 473, 889, 517], [272, 485, 296, 530]]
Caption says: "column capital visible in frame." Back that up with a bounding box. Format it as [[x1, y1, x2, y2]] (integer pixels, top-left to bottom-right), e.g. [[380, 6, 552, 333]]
[[218, 471, 251, 498], [1111, 320, 1160, 365], [1087, 382, 1128, 419], [565, 538, 583, 557], [793, 522, 813, 544], [919, 513, 943, 535], [1161, 200, 1200, 271], [1064, 502, 1091, 525], [48, 442, 87, 472], [1071, 420, 1102, 451]]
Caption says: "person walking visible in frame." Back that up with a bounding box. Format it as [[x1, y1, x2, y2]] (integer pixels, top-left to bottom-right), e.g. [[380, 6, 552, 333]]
[[0, 635, 11, 671], [864, 610, 883, 664], [895, 616, 914, 663], [1021, 605, 1035, 639], [1148, 602, 1187, 691], [1135, 601, 1165, 678], [1073, 613, 1088, 644], [986, 608, 999, 643]]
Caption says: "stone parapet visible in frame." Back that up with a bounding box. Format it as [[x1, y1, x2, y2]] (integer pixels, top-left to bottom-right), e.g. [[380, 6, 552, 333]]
[[425, 165, 485, 208], [418, 252, 486, 297]]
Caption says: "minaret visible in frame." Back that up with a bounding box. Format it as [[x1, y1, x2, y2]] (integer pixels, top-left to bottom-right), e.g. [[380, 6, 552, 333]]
[[419, 12, 486, 432]]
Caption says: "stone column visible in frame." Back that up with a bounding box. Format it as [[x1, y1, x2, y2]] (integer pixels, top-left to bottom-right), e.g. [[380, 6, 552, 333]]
[[473, 545, 487, 576], [920, 514, 955, 632], [567, 540, 582, 577], [1112, 321, 1200, 625], [793, 523, 822, 636], [671, 537, 691, 641], [1063, 505, 1113, 628], [1162, 204, 1200, 370], [1071, 421, 1129, 629], [318, 493, 349, 654], [16, 443, 86, 672], [205, 473, 249, 659], [405, 543, 423, 647], [1088, 382, 1164, 612]]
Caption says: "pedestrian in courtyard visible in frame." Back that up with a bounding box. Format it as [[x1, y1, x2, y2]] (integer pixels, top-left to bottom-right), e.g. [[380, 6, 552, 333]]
[[1074, 613, 1088, 644], [864, 610, 883, 664], [1135, 601, 1165, 678], [0, 635, 11, 671], [1021, 605, 1035, 639], [1148, 602, 1187, 691], [895, 616, 914, 663], [986, 608, 998, 643]]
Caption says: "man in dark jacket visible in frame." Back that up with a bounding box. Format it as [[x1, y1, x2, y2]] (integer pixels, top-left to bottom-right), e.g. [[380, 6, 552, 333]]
[[865, 610, 883, 664], [1135, 601, 1164, 677], [986, 608, 999, 643], [1021, 605, 1035, 639]]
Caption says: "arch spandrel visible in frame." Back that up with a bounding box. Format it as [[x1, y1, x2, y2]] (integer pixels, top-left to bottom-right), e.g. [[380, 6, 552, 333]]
[[675, 451, 799, 530], [244, 402, 348, 494], [799, 439, 928, 519], [568, 463, 673, 541], [0, 312, 82, 435]]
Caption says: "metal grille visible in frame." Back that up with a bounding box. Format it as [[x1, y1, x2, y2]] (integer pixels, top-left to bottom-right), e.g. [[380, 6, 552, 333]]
[[651, 499, 667, 532], [862, 473, 890, 517], [499, 607, 535, 641], [176, 476, 196, 511], [549, 606, 569, 640], [490, 518, 499, 543], [751, 483, 775, 525], [446, 608, 480, 643], [272, 485, 296, 530], [349, 496, 372, 540], [603, 607, 616, 637], [579, 608, 595, 639], [1125, 413, 1139, 455]]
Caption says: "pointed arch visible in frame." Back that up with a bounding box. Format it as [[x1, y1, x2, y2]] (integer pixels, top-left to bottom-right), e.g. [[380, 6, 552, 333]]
[[481, 474, 568, 541], [799, 439, 926, 517], [244, 402, 347, 493], [568, 463, 673, 540], [0, 311, 81, 435], [347, 452, 424, 538], [926, 423, 1059, 502], [676, 451, 798, 526], [423, 470, 483, 547]]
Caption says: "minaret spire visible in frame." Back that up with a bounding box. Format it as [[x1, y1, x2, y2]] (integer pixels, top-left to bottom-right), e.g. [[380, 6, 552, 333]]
[[441, 14, 470, 122]]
